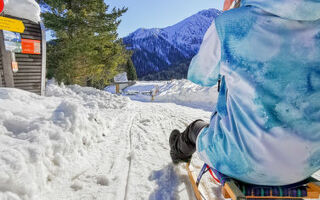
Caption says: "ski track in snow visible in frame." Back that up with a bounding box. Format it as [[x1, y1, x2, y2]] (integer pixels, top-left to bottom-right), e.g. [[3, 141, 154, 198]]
[[40, 99, 213, 200]]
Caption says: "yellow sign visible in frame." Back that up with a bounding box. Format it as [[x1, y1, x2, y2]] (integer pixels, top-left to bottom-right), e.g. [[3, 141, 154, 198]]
[[0, 16, 25, 33]]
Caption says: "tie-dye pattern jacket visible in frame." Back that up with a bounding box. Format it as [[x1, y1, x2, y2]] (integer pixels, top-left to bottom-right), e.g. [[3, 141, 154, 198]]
[[188, 0, 320, 185]]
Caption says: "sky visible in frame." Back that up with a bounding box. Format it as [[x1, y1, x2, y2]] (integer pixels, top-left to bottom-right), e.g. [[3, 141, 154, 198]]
[[106, 0, 223, 38]]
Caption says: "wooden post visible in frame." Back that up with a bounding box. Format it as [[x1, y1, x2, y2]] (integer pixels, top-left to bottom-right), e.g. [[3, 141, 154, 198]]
[[186, 162, 202, 200], [0, 30, 14, 87], [151, 86, 159, 101], [40, 22, 46, 96], [224, 181, 246, 200], [116, 83, 120, 94], [0, 69, 2, 87]]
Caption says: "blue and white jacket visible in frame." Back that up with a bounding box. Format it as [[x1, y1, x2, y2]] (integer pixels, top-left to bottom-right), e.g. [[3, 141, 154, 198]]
[[188, 0, 320, 186]]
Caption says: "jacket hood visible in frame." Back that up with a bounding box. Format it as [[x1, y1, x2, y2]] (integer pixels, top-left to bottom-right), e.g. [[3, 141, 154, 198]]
[[242, 0, 320, 21]]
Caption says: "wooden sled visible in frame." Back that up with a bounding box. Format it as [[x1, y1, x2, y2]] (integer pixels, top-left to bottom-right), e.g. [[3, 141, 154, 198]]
[[186, 162, 320, 200]]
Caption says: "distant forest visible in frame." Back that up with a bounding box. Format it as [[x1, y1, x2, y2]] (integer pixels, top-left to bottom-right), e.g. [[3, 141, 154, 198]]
[[140, 61, 190, 81]]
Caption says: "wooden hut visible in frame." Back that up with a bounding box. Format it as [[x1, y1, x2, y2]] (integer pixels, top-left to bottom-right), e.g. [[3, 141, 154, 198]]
[[0, 15, 46, 95]]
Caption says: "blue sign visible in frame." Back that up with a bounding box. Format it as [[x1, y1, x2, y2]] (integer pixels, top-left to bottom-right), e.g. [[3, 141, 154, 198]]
[[3, 30, 22, 53]]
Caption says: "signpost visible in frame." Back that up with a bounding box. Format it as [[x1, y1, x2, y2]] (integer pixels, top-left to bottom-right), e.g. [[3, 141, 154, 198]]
[[0, 1, 46, 94], [0, 2, 25, 85], [0, 16, 25, 33]]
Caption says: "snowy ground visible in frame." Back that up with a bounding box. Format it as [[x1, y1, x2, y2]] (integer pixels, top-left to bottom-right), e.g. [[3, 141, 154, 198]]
[[0, 80, 319, 200], [105, 80, 219, 111], [0, 81, 219, 200]]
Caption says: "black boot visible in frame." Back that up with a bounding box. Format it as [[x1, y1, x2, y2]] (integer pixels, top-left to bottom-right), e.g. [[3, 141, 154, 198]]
[[169, 129, 192, 164], [169, 120, 209, 164]]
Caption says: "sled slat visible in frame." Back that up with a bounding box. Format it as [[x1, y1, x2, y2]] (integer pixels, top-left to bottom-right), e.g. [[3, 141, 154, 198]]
[[307, 182, 320, 199], [224, 180, 246, 200], [186, 162, 202, 200]]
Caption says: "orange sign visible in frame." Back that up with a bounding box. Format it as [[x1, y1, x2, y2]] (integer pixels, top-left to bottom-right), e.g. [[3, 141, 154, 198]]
[[21, 39, 41, 54]]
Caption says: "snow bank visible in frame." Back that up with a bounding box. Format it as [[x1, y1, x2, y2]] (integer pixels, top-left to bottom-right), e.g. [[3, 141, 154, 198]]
[[155, 80, 218, 111], [106, 80, 218, 111], [4, 0, 40, 23], [0, 82, 130, 200]]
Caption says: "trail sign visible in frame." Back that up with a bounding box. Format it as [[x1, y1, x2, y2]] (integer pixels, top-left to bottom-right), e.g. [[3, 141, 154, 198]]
[[3, 30, 22, 52], [114, 72, 128, 83], [0, 16, 25, 33], [0, 0, 3, 14]]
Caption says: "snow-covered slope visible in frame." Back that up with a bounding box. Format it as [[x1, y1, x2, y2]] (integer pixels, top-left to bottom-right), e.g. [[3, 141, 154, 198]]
[[105, 80, 219, 111], [123, 9, 221, 78], [4, 0, 40, 22]]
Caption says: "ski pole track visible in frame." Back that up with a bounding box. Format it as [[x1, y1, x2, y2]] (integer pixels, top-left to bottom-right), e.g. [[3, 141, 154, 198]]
[[105, 110, 137, 200], [124, 112, 137, 200], [122, 102, 212, 199]]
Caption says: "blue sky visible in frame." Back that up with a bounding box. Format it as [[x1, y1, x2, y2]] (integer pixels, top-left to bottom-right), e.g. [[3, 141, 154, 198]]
[[106, 0, 223, 38]]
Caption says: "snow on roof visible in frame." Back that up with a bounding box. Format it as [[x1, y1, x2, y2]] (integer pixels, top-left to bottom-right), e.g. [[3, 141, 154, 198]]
[[3, 0, 40, 23]]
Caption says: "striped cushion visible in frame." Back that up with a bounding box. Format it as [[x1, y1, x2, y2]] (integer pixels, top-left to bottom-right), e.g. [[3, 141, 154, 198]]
[[208, 165, 309, 197]]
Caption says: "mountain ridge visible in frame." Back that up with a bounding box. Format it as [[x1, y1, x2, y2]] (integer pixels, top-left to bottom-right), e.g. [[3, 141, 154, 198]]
[[123, 8, 222, 80]]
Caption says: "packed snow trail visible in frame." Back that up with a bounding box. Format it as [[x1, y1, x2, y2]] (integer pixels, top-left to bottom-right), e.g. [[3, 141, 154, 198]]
[[0, 81, 221, 200], [40, 100, 214, 200]]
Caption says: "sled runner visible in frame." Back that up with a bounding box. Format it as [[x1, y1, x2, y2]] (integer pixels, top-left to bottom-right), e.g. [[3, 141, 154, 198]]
[[186, 162, 320, 200]]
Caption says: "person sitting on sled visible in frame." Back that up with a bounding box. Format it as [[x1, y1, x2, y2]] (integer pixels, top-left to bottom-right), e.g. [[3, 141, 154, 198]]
[[169, 0, 320, 186]]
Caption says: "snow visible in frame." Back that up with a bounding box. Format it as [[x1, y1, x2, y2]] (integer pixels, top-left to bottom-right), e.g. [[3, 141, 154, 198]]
[[129, 28, 161, 40], [0, 81, 213, 200], [105, 80, 219, 111], [3, 0, 40, 23], [0, 81, 319, 200], [0, 83, 130, 199]]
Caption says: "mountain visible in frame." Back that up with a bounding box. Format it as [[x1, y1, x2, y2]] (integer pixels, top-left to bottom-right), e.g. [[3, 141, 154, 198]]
[[123, 8, 222, 80]]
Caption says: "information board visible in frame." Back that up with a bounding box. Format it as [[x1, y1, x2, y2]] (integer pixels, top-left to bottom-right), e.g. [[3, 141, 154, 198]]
[[114, 72, 128, 83], [3, 30, 22, 53], [21, 39, 41, 54]]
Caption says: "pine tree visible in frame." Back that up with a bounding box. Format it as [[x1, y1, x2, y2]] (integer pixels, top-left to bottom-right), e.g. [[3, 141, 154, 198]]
[[39, 0, 128, 89], [126, 58, 137, 81]]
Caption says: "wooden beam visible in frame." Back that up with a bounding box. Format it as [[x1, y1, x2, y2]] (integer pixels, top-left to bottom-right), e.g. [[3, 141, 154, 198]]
[[186, 162, 202, 200], [0, 70, 2, 87], [224, 180, 246, 200], [114, 81, 135, 84], [0, 30, 14, 87], [116, 84, 120, 94], [40, 22, 46, 96]]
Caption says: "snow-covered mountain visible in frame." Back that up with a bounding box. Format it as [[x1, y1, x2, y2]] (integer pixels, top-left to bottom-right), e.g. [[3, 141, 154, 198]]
[[123, 9, 222, 79]]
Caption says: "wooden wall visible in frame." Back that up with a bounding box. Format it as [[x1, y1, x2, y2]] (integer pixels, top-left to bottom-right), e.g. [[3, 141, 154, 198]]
[[0, 16, 45, 95], [0, 55, 4, 86]]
